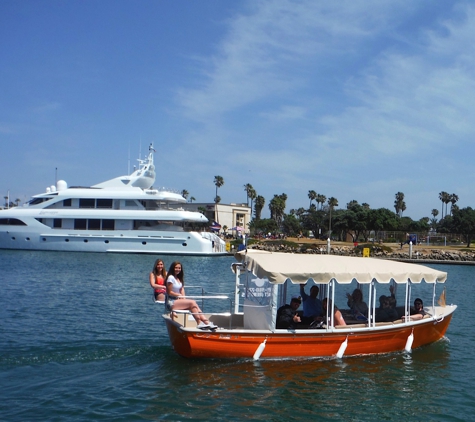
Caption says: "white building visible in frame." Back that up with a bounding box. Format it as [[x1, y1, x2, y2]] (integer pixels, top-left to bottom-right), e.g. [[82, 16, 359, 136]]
[[182, 202, 251, 235]]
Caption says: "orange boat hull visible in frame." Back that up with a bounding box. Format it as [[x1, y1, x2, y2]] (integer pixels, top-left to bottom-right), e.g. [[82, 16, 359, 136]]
[[165, 313, 454, 359]]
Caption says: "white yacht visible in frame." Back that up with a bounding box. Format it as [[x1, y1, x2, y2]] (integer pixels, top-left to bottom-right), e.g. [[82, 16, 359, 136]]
[[0, 145, 227, 255]]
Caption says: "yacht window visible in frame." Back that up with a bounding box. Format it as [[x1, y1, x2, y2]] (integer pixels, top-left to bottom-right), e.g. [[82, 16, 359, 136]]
[[28, 197, 52, 206], [125, 200, 138, 207], [74, 219, 87, 229], [53, 219, 62, 228], [88, 219, 101, 230], [0, 218, 27, 226], [102, 220, 115, 230], [63, 199, 72, 207], [97, 199, 113, 208], [79, 199, 95, 208]]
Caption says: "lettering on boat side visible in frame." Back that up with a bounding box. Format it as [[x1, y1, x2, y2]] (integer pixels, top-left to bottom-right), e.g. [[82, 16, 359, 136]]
[[219, 334, 232, 339], [195, 333, 213, 338]]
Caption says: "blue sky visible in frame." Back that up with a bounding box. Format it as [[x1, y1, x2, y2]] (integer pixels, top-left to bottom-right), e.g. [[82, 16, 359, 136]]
[[1, 0, 474, 220]]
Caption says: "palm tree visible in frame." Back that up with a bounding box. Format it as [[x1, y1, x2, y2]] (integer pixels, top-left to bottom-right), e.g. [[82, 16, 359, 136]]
[[214, 176, 224, 223], [444, 193, 451, 217], [296, 207, 306, 218], [15, 198, 20, 207], [439, 191, 449, 219], [450, 193, 459, 215], [181, 189, 189, 201], [394, 192, 405, 217], [317, 194, 326, 210], [189, 196, 196, 203], [244, 184, 254, 206], [269, 193, 287, 226], [308, 190, 317, 208], [254, 195, 265, 220], [430, 209, 439, 230], [327, 197, 338, 237], [248, 187, 257, 217]]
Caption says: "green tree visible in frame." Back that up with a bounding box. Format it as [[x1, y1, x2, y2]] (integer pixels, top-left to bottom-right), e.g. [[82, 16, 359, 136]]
[[282, 213, 301, 237], [331, 208, 352, 241], [451, 207, 475, 247], [343, 202, 369, 242], [181, 189, 189, 201], [249, 218, 278, 235], [367, 208, 399, 236], [301, 208, 326, 239]]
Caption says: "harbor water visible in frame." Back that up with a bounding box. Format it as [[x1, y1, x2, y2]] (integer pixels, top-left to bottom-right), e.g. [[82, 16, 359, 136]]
[[1, 250, 474, 421]]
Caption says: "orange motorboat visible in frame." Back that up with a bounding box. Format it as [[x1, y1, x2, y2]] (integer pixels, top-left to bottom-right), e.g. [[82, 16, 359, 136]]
[[162, 250, 456, 359]]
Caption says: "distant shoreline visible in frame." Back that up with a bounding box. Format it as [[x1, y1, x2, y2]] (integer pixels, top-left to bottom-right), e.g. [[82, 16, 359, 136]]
[[237, 238, 475, 264]]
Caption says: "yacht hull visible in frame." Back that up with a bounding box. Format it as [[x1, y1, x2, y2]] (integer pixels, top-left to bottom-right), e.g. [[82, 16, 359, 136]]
[[0, 228, 228, 255]]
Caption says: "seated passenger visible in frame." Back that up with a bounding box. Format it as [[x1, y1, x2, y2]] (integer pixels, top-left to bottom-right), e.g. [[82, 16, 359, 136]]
[[346, 288, 368, 319], [166, 261, 216, 329], [299, 283, 323, 324], [402, 298, 426, 321], [149, 258, 167, 301], [388, 285, 397, 308], [322, 298, 346, 326], [276, 296, 302, 329], [375, 295, 399, 322]]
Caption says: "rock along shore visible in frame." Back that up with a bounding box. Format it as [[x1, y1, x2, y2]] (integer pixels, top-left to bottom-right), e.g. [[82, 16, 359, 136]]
[[245, 241, 475, 264]]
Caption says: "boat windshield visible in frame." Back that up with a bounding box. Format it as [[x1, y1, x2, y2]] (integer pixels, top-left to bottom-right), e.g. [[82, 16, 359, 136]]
[[27, 197, 55, 206]]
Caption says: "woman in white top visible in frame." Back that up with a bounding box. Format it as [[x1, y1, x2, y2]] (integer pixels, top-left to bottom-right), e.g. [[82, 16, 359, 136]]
[[165, 261, 216, 329]]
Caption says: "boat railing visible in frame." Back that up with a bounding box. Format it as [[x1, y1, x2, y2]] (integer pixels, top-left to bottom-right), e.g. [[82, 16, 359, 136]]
[[161, 285, 234, 329]]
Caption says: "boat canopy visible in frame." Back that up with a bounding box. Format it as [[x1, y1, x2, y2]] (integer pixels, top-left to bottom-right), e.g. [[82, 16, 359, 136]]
[[234, 250, 447, 285]]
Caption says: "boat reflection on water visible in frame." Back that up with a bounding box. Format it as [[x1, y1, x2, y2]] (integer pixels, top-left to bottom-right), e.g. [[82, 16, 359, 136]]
[[149, 339, 451, 420]]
